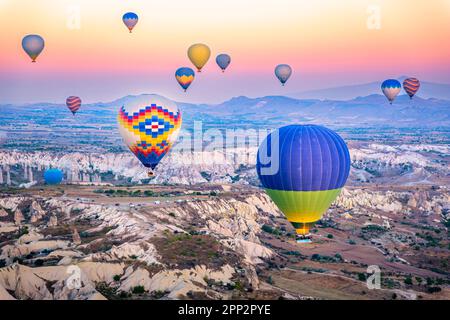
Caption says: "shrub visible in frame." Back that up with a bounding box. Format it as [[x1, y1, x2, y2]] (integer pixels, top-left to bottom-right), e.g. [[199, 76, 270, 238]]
[[132, 286, 145, 294], [113, 275, 121, 282], [404, 276, 413, 285], [327, 234, 334, 239], [358, 273, 367, 281]]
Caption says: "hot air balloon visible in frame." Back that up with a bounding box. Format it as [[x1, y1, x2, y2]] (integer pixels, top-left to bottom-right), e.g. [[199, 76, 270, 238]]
[[22, 35, 45, 63], [175, 67, 195, 91], [188, 43, 211, 72], [381, 79, 401, 104], [118, 95, 182, 176], [275, 64, 292, 86], [403, 78, 420, 99], [216, 54, 231, 72], [44, 169, 63, 185], [66, 96, 82, 115], [122, 12, 139, 33], [256, 125, 350, 243]]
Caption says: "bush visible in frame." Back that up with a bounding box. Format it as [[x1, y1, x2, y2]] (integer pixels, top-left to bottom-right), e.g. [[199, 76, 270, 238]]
[[358, 273, 367, 281], [327, 234, 334, 239], [427, 286, 441, 294], [113, 275, 121, 282], [404, 276, 413, 285], [132, 286, 146, 294]]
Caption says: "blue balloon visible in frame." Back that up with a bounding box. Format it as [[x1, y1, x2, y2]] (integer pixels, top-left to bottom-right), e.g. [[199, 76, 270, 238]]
[[175, 67, 195, 91], [22, 35, 45, 62], [216, 54, 231, 72], [256, 125, 350, 191], [44, 169, 63, 185], [122, 12, 139, 33]]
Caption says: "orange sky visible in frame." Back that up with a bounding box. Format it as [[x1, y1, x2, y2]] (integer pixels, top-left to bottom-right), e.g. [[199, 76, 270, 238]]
[[1, 0, 450, 103]]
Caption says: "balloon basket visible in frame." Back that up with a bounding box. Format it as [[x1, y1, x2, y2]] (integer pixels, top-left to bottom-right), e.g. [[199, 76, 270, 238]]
[[296, 234, 312, 243], [147, 170, 155, 177]]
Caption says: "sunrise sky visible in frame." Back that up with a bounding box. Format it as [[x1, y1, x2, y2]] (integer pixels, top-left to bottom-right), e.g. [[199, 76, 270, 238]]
[[1, 0, 450, 104]]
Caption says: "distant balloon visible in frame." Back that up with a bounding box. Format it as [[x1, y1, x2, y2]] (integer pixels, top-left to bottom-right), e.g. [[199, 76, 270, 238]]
[[175, 67, 195, 92], [66, 96, 82, 115], [403, 78, 420, 99], [117, 95, 182, 176], [216, 54, 231, 72], [381, 79, 401, 104], [122, 12, 139, 33], [22, 35, 45, 62], [188, 43, 211, 72], [275, 64, 292, 86], [44, 169, 63, 185], [257, 125, 350, 242]]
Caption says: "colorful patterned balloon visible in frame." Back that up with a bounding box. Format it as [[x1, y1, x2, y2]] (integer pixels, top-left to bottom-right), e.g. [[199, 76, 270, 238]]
[[122, 12, 139, 33], [256, 125, 350, 240], [66, 96, 82, 115], [117, 95, 182, 174], [216, 54, 231, 72], [188, 43, 211, 72], [381, 79, 401, 104], [403, 78, 420, 99], [275, 64, 292, 86], [175, 67, 195, 91], [22, 35, 45, 62], [44, 169, 63, 185]]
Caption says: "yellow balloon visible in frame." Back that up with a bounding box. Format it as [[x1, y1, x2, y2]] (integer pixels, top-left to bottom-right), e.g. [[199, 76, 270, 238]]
[[187, 43, 211, 72]]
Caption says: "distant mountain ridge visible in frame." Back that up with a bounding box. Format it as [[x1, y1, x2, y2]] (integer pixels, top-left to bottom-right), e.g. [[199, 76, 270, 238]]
[[1, 93, 449, 128], [288, 77, 450, 101]]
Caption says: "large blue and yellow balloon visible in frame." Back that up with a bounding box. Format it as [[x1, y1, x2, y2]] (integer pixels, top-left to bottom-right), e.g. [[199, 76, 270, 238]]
[[257, 125, 350, 241], [175, 67, 195, 91], [122, 12, 139, 33], [381, 79, 401, 104], [22, 35, 45, 62]]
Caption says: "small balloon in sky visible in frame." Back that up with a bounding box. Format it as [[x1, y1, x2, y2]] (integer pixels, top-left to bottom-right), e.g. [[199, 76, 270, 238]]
[[188, 43, 211, 72], [381, 79, 401, 104], [175, 67, 195, 92], [275, 64, 292, 86], [22, 34, 45, 63], [403, 77, 420, 99], [216, 54, 231, 72], [122, 12, 139, 33], [66, 96, 82, 115]]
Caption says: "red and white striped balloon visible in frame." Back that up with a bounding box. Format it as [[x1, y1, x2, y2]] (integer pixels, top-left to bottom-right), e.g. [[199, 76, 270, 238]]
[[403, 78, 420, 99], [66, 96, 82, 115]]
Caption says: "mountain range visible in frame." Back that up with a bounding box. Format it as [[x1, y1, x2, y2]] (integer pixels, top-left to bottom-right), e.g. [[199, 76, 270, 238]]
[[288, 77, 450, 101]]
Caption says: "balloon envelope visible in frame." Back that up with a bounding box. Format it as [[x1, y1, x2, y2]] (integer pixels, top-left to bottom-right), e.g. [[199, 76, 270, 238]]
[[188, 44, 211, 72], [66, 96, 82, 115], [275, 64, 292, 85], [22, 35, 45, 62], [403, 78, 420, 99], [122, 12, 139, 32], [256, 125, 350, 236], [175, 67, 195, 91], [381, 79, 401, 104], [44, 169, 63, 185], [118, 95, 182, 171], [216, 54, 231, 72]]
